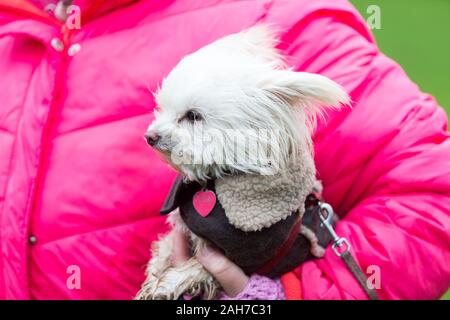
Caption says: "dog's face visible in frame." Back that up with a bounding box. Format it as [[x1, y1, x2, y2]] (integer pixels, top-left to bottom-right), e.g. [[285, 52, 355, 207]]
[[146, 26, 349, 181]]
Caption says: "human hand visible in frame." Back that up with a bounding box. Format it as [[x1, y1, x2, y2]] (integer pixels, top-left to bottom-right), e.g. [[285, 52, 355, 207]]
[[171, 229, 249, 297]]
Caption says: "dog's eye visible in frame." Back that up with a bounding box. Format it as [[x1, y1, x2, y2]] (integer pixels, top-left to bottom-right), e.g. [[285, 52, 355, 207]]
[[184, 110, 202, 122]]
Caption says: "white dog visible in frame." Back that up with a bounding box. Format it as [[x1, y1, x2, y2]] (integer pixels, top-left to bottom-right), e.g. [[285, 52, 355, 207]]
[[136, 25, 349, 300]]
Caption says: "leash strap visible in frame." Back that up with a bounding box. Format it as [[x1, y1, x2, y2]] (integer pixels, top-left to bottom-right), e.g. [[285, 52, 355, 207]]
[[318, 202, 379, 300], [340, 251, 379, 300]]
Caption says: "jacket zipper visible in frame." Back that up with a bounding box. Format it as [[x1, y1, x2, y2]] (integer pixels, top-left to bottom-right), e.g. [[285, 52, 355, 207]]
[[24, 23, 74, 299]]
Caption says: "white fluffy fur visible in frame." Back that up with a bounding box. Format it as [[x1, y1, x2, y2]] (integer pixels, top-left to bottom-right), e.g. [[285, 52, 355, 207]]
[[135, 211, 219, 300], [147, 24, 349, 181], [139, 25, 349, 300]]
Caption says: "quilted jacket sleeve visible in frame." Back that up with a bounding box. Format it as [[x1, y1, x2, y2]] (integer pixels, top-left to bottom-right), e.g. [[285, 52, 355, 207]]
[[280, 7, 450, 299]]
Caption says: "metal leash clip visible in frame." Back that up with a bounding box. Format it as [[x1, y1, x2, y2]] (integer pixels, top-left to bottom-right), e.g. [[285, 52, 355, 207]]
[[318, 202, 350, 257], [316, 201, 379, 300]]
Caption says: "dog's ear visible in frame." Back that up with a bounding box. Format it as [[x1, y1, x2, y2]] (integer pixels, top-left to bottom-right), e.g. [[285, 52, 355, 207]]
[[261, 70, 350, 111]]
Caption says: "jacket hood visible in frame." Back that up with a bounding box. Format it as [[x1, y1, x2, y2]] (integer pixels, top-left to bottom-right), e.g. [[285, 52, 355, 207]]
[[0, 0, 140, 24]]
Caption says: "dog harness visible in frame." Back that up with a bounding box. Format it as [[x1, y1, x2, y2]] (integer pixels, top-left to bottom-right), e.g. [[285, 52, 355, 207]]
[[161, 176, 380, 300], [160, 176, 333, 278]]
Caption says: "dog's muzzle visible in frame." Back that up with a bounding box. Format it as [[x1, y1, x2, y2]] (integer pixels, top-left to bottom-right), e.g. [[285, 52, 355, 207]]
[[145, 132, 160, 147]]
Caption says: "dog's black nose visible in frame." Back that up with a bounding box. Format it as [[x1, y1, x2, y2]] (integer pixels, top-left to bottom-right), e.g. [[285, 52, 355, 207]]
[[145, 132, 160, 146]]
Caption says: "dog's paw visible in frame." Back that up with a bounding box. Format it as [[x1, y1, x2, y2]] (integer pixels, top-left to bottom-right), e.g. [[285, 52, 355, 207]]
[[134, 276, 175, 300], [134, 268, 193, 300], [135, 287, 176, 300], [135, 267, 220, 300]]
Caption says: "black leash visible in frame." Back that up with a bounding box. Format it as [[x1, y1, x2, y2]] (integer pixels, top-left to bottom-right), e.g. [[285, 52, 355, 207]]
[[317, 201, 380, 300]]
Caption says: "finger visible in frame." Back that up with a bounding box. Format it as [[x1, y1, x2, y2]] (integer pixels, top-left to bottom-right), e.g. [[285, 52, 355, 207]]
[[171, 229, 190, 267], [197, 244, 249, 297]]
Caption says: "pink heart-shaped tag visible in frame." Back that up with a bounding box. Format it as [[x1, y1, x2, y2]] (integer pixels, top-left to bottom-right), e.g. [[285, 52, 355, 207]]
[[193, 189, 216, 217]]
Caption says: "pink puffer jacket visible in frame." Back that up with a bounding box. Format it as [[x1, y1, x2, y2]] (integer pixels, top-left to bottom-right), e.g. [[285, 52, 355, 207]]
[[0, 0, 449, 300]]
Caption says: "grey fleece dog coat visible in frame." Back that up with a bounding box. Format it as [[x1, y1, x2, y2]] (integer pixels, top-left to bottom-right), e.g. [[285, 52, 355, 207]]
[[161, 176, 333, 278]]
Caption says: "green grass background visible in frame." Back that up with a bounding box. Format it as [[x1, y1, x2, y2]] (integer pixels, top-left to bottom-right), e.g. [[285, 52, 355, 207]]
[[349, 0, 450, 300]]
